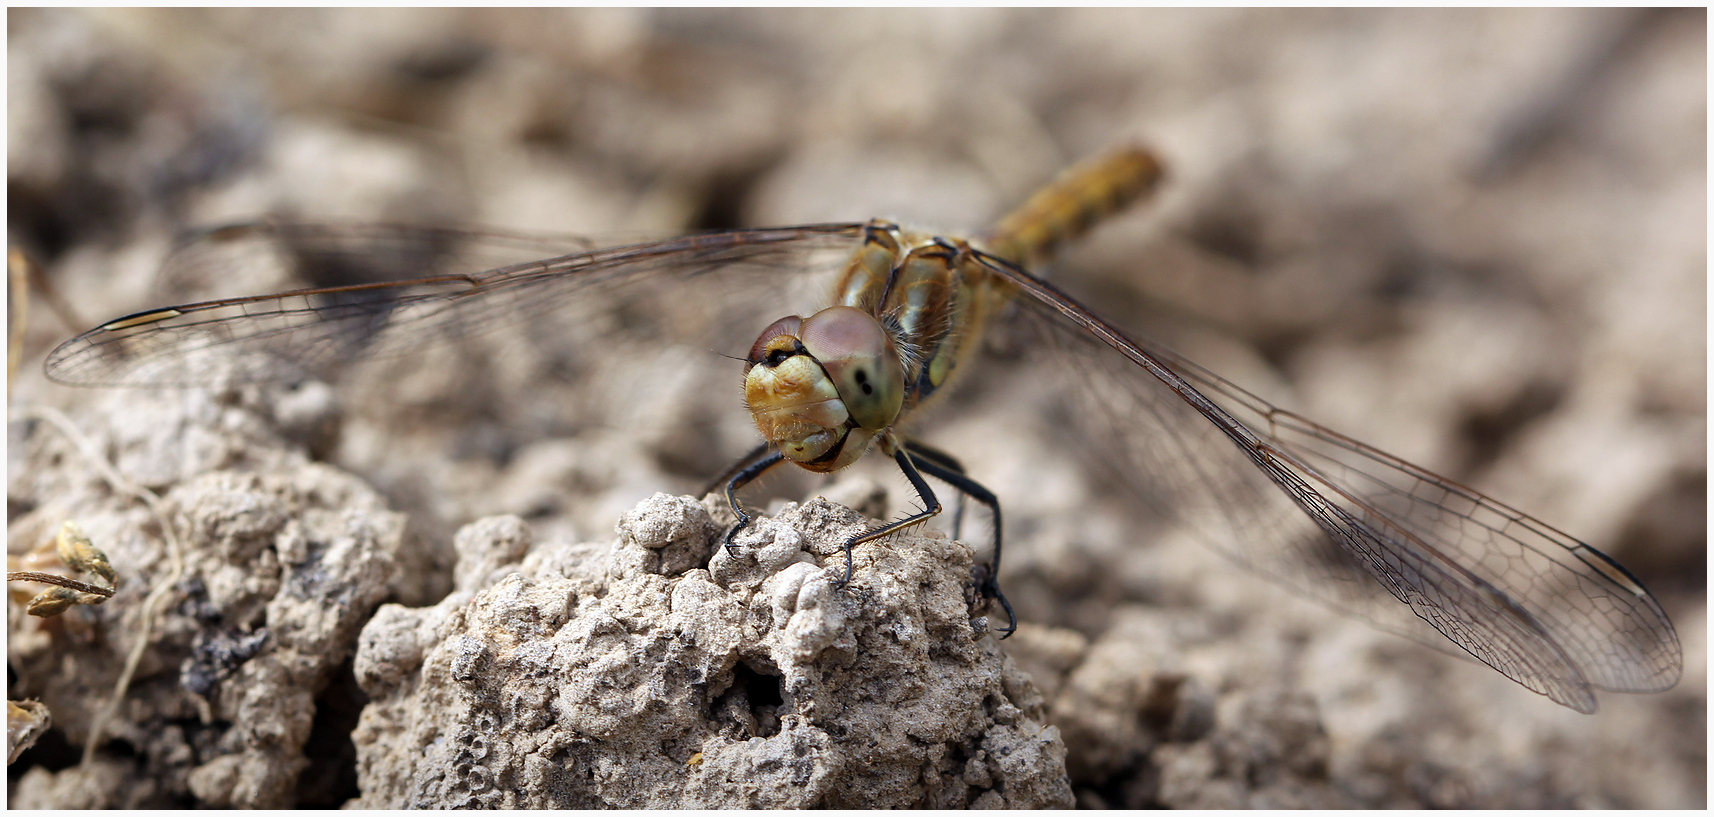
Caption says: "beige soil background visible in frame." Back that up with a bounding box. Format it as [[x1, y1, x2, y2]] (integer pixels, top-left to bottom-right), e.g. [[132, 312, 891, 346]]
[[7, 8, 1705, 807]]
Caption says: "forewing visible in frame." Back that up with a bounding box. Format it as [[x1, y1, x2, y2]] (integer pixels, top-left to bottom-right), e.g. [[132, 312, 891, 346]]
[[977, 252, 1682, 712], [44, 221, 866, 388]]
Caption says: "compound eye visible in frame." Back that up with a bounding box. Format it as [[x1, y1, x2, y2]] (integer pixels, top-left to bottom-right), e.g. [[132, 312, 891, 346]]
[[798, 306, 905, 431]]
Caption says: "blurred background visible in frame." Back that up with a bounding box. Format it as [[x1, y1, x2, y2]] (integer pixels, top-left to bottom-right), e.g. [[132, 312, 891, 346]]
[[8, 8, 1704, 808]]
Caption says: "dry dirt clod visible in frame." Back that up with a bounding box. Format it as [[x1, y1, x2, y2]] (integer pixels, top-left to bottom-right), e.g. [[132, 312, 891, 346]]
[[348, 493, 1074, 809]]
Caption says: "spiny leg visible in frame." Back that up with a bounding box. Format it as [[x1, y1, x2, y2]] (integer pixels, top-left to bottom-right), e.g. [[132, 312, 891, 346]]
[[716, 444, 788, 553], [838, 447, 945, 588], [903, 439, 972, 539], [903, 441, 1016, 638]]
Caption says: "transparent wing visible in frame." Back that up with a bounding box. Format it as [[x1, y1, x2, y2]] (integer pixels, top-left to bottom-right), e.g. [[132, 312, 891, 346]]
[[975, 251, 1682, 713], [153, 220, 609, 299], [44, 221, 868, 388]]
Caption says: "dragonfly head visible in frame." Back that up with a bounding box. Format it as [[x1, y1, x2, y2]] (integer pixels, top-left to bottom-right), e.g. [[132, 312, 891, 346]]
[[744, 306, 905, 473]]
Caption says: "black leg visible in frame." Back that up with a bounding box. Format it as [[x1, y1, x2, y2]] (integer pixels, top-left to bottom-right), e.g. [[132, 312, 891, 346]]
[[719, 447, 788, 552], [902, 440, 998, 576], [836, 447, 945, 587], [901, 440, 970, 539], [902, 443, 1016, 638], [705, 441, 776, 497], [898, 438, 965, 472]]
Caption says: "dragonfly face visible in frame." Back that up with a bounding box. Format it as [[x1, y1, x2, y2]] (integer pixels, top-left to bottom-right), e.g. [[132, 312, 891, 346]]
[[743, 306, 904, 472]]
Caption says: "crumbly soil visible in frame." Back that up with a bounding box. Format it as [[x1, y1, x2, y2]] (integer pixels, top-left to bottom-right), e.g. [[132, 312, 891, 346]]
[[8, 8, 1704, 808]]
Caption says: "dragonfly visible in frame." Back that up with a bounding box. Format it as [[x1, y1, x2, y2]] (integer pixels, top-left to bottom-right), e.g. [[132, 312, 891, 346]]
[[42, 147, 1681, 714]]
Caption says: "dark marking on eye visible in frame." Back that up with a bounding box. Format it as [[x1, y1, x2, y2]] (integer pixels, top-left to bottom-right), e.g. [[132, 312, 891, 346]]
[[854, 369, 873, 394]]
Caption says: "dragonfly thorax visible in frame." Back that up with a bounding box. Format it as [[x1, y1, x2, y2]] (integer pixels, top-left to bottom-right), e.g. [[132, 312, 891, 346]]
[[744, 306, 905, 473]]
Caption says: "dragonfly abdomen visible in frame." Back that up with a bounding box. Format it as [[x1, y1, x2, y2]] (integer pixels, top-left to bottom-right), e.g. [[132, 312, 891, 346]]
[[983, 146, 1164, 269]]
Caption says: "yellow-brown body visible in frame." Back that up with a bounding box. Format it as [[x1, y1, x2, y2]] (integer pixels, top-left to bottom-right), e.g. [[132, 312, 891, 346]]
[[743, 146, 1165, 469]]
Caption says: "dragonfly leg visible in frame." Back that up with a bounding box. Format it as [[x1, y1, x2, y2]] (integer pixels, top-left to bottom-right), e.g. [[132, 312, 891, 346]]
[[901, 440, 973, 538], [905, 442, 970, 539], [717, 444, 788, 553], [705, 441, 776, 497], [903, 441, 1016, 638], [840, 447, 945, 588]]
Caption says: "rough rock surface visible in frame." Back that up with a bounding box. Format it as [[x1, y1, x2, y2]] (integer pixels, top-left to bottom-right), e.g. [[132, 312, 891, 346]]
[[7, 389, 403, 808], [8, 8, 1703, 810], [348, 495, 1073, 808]]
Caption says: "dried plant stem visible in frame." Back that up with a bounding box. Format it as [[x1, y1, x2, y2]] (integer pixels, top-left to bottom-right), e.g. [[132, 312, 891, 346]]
[[11, 405, 187, 767], [6, 571, 115, 598]]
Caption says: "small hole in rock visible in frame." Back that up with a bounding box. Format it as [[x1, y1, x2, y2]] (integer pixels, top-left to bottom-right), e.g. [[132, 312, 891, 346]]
[[716, 662, 785, 738]]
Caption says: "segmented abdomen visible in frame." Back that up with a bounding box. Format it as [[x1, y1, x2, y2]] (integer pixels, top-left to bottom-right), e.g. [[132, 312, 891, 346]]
[[983, 146, 1163, 269]]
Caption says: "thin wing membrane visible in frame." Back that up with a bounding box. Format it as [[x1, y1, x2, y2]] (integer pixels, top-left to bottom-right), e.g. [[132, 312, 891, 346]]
[[975, 250, 1682, 712], [44, 222, 867, 387]]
